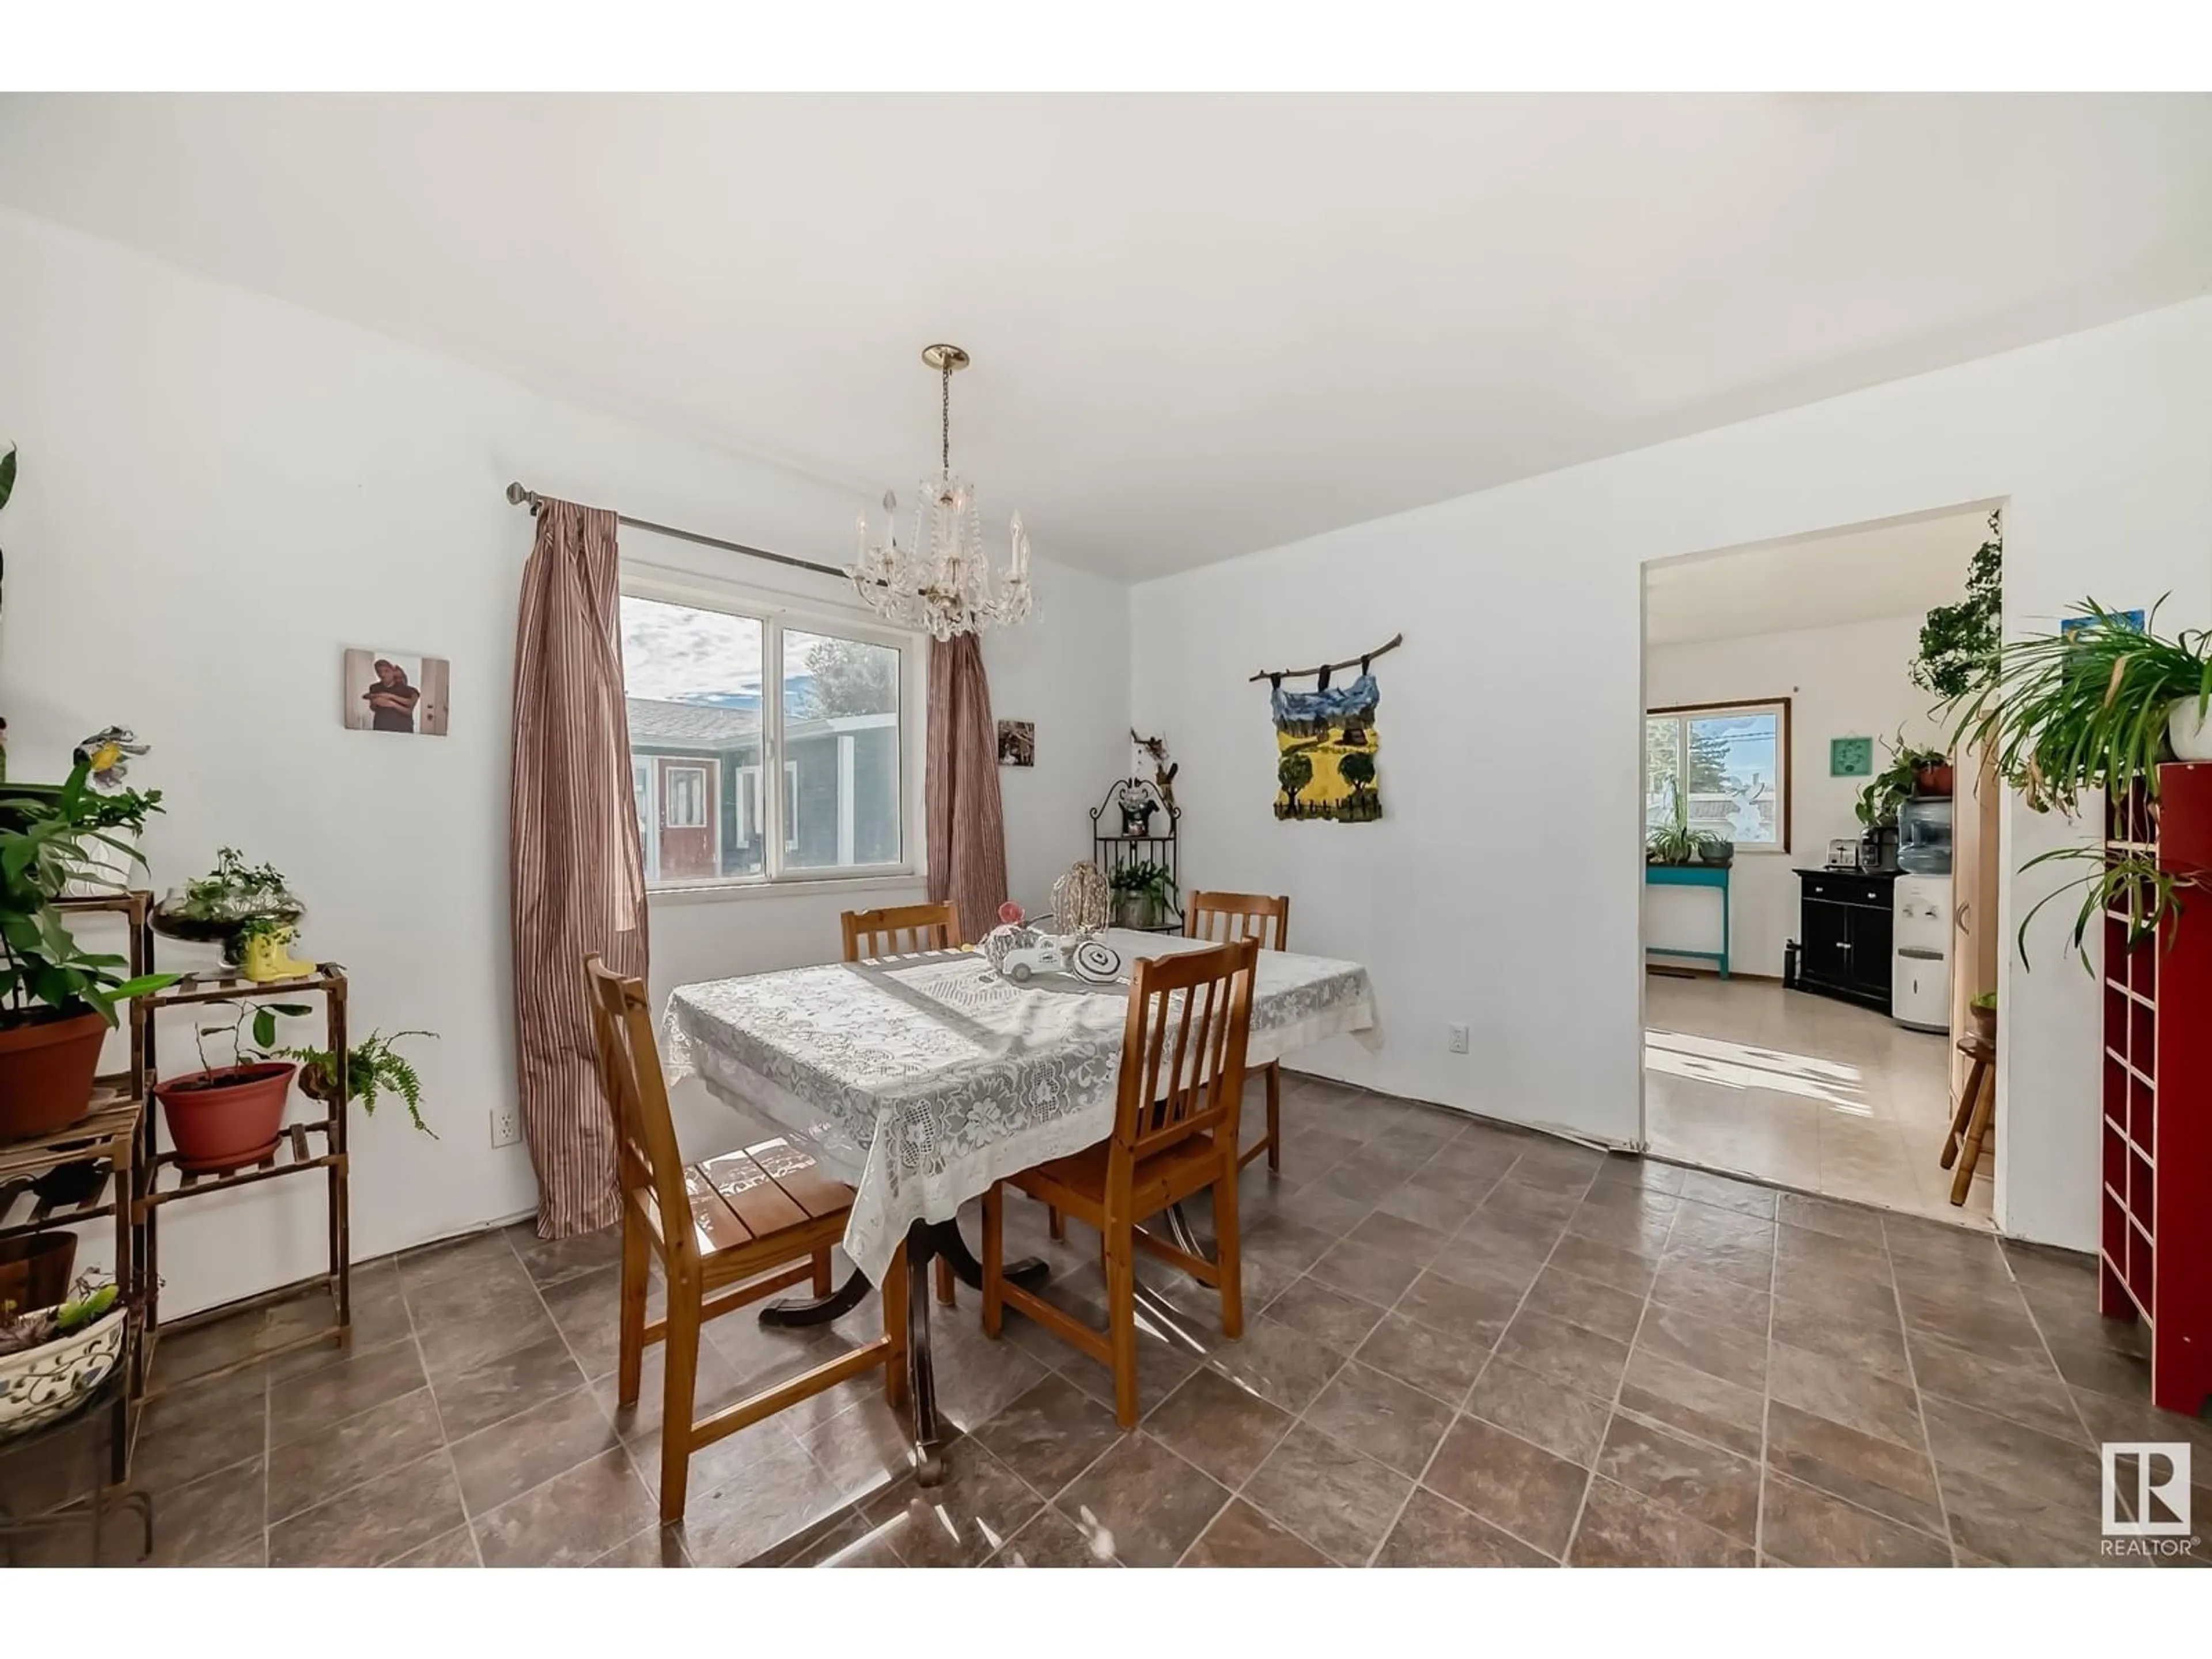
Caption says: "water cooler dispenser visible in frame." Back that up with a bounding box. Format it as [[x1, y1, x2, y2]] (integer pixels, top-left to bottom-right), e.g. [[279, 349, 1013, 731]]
[[1892, 797, 1953, 1032]]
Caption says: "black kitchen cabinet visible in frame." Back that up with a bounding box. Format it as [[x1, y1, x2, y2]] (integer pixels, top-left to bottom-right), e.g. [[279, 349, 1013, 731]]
[[1794, 869, 1897, 1013]]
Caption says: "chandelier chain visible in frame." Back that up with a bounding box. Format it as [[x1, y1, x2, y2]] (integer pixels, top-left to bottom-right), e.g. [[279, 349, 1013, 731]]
[[940, 361, 952, 475]]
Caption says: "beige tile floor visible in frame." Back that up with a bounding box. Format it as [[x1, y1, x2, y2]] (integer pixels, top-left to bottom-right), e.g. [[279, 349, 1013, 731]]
[[1644, 974, 1993, 1229], [10, 1076, 2194, 1569]]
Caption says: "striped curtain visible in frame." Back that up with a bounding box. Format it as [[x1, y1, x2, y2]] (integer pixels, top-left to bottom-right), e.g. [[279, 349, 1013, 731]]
[[509, 500, 647, 1237], [926, 632, 1009, 942]]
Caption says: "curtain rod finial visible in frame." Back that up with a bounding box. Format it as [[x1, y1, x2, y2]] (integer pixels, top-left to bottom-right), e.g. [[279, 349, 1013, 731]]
[[505, 481, 532, 506]]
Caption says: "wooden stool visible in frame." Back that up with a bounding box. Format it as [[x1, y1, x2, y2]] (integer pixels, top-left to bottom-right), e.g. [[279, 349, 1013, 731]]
[[1941, 1032, 1996, 1206]]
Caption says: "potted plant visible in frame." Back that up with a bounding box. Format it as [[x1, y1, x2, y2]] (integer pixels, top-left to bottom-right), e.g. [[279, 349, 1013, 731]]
[[236, 912, 317, 984], [1647, 779, 1703, 865], [151, 846, 304, 967], [1109, 860, 1178, 929], [1968, 990, 1998, 1045], [0, 1233, 77, 1322], [280, 1029, 438, 1136], [1, 1275, 126, 1439], [1857, 734, 1951, 830], [151, 999, 312, 1174], [1953, 597, 2212, 816], [1911, 510, 2003, 704], [0, 762, 179, 1140]]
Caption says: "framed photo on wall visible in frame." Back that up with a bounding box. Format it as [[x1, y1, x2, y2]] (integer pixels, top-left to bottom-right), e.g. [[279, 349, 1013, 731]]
[[343, 647, 451, 737]]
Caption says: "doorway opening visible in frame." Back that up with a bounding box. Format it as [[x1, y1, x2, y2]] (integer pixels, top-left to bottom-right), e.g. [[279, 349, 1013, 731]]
[[1638, 503, 2003, 1228]]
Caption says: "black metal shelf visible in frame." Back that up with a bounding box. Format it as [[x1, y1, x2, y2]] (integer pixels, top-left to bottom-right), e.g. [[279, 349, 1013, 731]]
[[1090, 778, 1181, 930]]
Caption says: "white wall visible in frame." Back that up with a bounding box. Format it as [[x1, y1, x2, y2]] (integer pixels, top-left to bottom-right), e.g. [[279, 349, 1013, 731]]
[[1131, 298, 2212, 1251], [0, 207, 1126, 1313], [1643, 612, 1946, 975]]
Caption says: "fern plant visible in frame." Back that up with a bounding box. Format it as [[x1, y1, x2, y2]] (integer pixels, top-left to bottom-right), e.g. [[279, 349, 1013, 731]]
[[279, 1028, 438, 1135]]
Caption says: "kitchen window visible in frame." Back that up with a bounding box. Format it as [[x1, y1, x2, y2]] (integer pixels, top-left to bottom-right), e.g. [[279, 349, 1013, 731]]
[[1645, 699, 1790, 852], [619, 574, 919, 893]]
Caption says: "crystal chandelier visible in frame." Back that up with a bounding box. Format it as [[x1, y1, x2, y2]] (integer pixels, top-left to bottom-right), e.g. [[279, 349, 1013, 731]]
[[851, 343, 1033, 641]]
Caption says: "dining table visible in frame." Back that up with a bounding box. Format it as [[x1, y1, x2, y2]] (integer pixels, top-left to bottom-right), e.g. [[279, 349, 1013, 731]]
[[662, 926, 1377, 1481]]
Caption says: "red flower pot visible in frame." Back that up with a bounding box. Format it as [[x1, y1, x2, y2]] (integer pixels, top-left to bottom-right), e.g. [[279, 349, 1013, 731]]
[[154, 1062, 297, 1174], [0, 1011, 108, 1142]]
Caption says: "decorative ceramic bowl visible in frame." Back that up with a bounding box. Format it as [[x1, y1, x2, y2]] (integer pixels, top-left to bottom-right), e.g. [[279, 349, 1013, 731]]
[[0, 1306, 126, 1440]]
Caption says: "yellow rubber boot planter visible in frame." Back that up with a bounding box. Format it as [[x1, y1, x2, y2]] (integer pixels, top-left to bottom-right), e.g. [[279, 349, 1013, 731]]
[[243, 926, 316, 983]]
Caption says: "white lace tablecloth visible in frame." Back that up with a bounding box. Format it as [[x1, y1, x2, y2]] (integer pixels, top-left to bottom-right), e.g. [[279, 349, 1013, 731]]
[[662, 930, 1377, 1280]]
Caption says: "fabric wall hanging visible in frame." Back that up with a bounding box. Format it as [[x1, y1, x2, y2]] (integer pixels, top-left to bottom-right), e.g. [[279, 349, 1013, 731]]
[[1252, 634, 1402, 824]]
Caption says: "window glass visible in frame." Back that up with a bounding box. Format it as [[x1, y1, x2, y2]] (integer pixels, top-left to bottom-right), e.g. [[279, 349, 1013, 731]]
[[620, 596, 764, 884], [781, 628, 902, 871]]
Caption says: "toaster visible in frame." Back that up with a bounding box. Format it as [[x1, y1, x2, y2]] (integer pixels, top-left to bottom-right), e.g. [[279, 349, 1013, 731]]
[[1825, 838, 1864, 872]]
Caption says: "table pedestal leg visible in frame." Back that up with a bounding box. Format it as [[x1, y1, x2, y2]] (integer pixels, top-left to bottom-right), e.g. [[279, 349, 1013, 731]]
[[757, 1267, 873, 1328], [928, 1217, 1050, 1293], [903, 1221, 945, 1487]]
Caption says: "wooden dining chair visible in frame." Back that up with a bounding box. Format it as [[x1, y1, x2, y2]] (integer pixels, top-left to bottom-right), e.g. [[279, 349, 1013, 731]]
[[1185, 891, 1290, 1174], [979, 939, 1259, 1427], [583, 955, 906, 1524], [841, 901, 963, 962]]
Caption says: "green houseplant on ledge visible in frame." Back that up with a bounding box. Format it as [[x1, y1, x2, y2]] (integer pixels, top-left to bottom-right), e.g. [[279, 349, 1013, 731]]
[[1953, 597, 2212, 816], [1646, 779, 1729, 867], [0, 761, 179, 1139], [1953, 598, 2212, 975], [1856, 734, 1952, 831]]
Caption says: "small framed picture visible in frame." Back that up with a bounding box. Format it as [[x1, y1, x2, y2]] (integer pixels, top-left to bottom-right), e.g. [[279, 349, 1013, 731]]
[[1830, 736, 1874, 778], [2061, 609, 2145, 638], [997, 719, 1035, 767], [343, 648, 451, 737]]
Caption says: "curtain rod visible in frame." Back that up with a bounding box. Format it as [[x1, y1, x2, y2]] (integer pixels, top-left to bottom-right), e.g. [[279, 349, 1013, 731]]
[[504, 481, 847, 581]]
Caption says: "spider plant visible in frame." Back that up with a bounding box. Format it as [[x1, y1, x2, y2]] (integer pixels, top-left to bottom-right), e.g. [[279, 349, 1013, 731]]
[[1645, 778, 1719, 865], [2014, 845, 2197, 975], [1952, 597, 2212, 816]]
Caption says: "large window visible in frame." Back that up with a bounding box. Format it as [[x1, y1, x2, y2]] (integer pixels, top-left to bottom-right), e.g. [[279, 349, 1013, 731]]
[[619, 582, 915, 891], [1645, 699, 1790, 851]]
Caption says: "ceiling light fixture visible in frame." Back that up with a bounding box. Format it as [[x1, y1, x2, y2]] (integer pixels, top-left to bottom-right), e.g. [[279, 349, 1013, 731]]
[[851, 343, 1032, 641]]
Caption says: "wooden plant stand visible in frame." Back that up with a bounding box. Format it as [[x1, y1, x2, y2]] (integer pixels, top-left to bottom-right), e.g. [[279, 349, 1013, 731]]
[[137, 961, 353, 1396]]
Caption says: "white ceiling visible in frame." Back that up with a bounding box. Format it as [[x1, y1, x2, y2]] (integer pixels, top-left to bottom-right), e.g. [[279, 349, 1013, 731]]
[[1644, 506, 1994, 647], [2, 94, 2208, 581]]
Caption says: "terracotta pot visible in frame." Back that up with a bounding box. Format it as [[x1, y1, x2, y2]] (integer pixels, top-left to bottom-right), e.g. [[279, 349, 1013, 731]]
[[0, 1012, 108, 1142], [1969, 1002, 1998, 1046], [0, 1233, 79, 1316], [154, 1062, 297, 1175], [1914, 760, 1955, 798]]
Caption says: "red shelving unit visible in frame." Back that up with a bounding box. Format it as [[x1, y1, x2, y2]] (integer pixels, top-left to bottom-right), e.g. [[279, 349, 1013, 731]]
[[2099, 761, 2212, 1416]]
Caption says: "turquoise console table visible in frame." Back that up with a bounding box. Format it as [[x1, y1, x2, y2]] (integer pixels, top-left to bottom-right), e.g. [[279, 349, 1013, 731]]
[[1645, 863, 1730, 978]]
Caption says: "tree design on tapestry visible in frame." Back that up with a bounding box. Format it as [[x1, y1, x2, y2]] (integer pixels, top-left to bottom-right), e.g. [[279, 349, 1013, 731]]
[[1271, 672, 1385, 822]]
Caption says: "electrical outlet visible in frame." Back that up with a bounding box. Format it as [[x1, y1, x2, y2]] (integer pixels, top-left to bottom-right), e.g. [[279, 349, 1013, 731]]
[[1448, 1022, 1470, 1054], [491, 1104, 522, 1147]]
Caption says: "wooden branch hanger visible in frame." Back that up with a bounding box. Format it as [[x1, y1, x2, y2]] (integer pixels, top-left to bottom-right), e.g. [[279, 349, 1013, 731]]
[[1247, 632, 1404, 685]]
